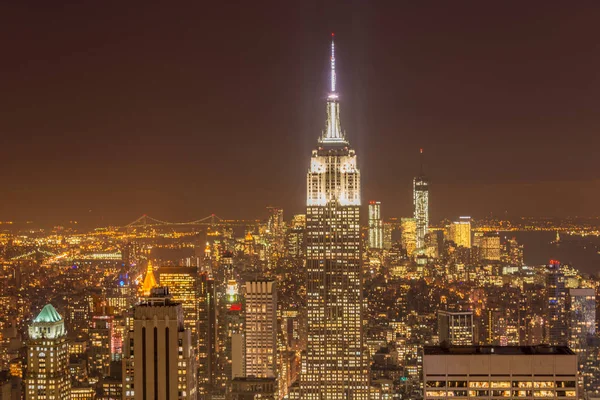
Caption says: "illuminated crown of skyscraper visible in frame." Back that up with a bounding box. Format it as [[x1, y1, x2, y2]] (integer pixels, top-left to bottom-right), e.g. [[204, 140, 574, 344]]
[[319, 33, 347, 144], [29, 304, 66, 339], [142, 259, 158, 296]]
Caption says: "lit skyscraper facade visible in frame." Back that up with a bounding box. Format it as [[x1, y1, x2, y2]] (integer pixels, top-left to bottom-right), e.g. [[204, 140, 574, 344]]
[[546, 261, 568, 345], [157, 266, 199, 345], [123, 287, 196, 400], [448, 217, 472, 248], [26, 304, 70, 400], [437, 310, 474, 345], [568, 288, 595, 356], [244, 280, 277, 378], [368, 201, 383, 250], [400, 218, 417, 256], [413, 149, 429, 251], [302, 34, 369, 399]]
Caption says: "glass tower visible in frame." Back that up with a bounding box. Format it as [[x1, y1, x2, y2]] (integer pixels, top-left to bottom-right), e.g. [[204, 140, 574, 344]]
[[413, 149, 429, 251], [368, 201, 383, 249], [301, 34, 369, 399]]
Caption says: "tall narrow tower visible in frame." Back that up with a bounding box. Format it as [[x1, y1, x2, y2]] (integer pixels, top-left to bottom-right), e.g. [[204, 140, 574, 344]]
[[413, 149, 429, 251], [26, 304, 70, 400], [302, 34, 369, 399]]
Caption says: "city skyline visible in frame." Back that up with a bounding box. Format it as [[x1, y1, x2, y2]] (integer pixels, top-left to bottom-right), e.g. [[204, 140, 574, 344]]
[[3, 5, 600, 400], [2, 2, 600, 226]]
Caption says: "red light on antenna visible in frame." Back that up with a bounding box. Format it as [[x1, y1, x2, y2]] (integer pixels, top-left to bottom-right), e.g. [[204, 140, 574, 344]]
[[420, 148, 423, 154], [331, 32, 335, 37]]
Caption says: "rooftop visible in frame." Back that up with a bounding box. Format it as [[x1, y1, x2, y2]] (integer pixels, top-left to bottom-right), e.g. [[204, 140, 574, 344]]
[[424, 345, 575, 356], [33, 304, 63, 323]]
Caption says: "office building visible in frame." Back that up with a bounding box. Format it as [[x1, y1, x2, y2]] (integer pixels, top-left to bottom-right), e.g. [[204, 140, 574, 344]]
[[302, 34, 369, 399], [287, 215, 306, 258], [568, 288, 596, 356], [401, 218, 417, 256], [231, 377, 277, 400], [245, 280, 277, 378], [25, 304, 70, 400], [423, 345, 577, 400], [448, 217, 471, 248], [157, 266, 198, 343], [197, 272, 217, 397], [438, 310, 474, 345], [368, 201, 383, 250], [122, 287, 196, 400], [480, 232, 501, 261], [546, 261, 568, 345], [89, 314, 114, 377], [413, 149, 429, 251], [383, 222, 393, 250]]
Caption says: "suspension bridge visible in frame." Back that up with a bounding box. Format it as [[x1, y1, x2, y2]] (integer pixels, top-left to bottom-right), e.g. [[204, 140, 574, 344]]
[[124, 214, 260, 229]]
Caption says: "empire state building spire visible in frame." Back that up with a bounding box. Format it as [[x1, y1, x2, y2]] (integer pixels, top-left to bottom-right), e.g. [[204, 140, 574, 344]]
[[321, 33, 345, 144]]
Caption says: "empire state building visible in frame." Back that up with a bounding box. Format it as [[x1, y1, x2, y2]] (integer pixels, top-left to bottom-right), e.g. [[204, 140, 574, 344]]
[[301, 34, 369, 399]]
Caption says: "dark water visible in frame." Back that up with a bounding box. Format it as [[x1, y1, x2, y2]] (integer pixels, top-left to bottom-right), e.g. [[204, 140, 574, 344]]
[[500, 231, 600, 276]]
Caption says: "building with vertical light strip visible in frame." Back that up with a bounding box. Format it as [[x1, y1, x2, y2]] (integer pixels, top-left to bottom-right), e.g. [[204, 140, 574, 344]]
[[26, 304, 70, 400], [413, 149, 429, 251], [368, 201, 383, 250], [122, 287, 196, 400], [301, 34, 369, 399]]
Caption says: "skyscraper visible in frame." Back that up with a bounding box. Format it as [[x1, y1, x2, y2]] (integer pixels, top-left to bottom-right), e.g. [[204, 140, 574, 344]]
[[157, 266, 199, 345], [122, 287, 196, 400], [244, 280, 277, 378], [413, 149, 429, 251], [302, 34, 369, 399], [568, 288, 595, 356], [400, 218, 417, 256], [479, 232, 501, 261], [141, 260, 158, 297], [26, 304, 70, 400], [437, 310, 474, 345], [89, 314, 114, 377], [448, 217, 471, 248], [368, 201, 383, 250], [197, 272, 218, 397], [546, 260, 568, 345]]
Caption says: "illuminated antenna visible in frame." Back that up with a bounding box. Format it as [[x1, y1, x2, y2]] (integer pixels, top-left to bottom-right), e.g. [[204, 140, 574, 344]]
[[330, 32, 336, 93], [419, 148, 424, 176]]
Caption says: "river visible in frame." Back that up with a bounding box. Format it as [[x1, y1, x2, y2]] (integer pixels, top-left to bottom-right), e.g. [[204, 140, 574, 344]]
[[499, 231, 600, 276]]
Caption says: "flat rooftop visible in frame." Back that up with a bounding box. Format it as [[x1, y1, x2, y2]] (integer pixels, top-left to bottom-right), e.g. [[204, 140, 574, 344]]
[[424, 345, 575, 356]]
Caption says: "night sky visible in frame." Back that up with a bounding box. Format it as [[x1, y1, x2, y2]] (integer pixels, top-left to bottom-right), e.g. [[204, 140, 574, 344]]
[[1, 2, 599, 227]]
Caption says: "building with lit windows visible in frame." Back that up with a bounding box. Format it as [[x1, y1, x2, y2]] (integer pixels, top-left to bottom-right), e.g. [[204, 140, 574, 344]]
[[301, 34, 369, 399], [245, 280, 277, 378], [141, 260, 158, 297], [567, 288, 595, 356], [546, 261, 568, 345], [383, 222, 393, 250], [401, 218, 417, 256], [448, 217, 471, 248], [25, 304, 70, 400], [89, 314, 114, 377], [413, 150, 429, 251], [122, 287, 196, 400], [287, 214, 306, 258], [423, 345, 577, 400], [198, 272, 217, 397], [479, 232, 501, 261], [157, 266, 198, 345], [438, 310, 474, 345], [368, 201, 383, 250]]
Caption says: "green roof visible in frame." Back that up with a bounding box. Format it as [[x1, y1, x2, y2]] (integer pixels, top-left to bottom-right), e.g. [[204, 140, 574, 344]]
[[33, 304, 63, 323]]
